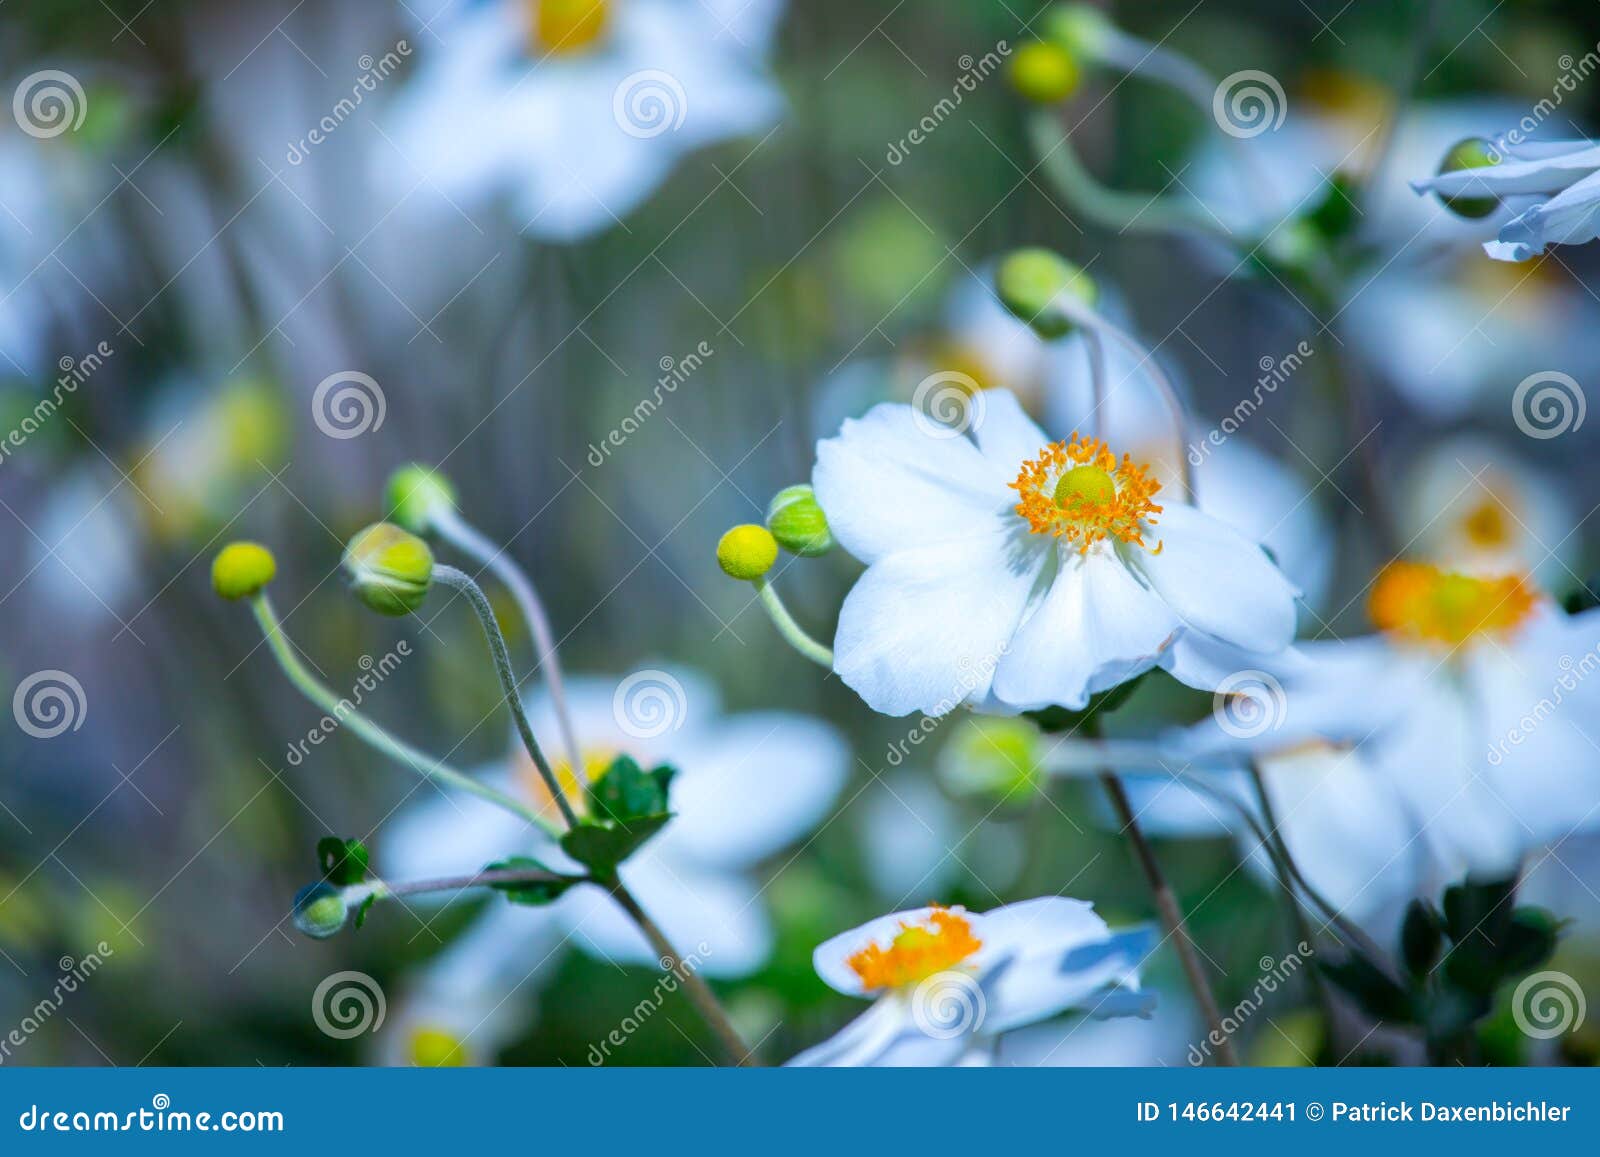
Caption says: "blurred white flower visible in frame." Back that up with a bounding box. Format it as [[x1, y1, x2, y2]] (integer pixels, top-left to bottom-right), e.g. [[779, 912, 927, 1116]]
[[380, 670, 846, 1048], [1412, 135, 1600, 262], [382, 0, 785, 241], [813, 389, 1300, 717], [787, 898, 1152, 1067]]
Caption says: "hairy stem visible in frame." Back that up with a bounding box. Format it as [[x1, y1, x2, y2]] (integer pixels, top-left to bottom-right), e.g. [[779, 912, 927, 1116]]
[[753, 576, 834, 668]]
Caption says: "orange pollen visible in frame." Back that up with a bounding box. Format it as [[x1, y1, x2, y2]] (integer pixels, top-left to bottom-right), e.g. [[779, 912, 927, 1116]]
[[1010, 433, 1163, 552], [846, 907, 982, 991], [1368, 562, 1537, 647]]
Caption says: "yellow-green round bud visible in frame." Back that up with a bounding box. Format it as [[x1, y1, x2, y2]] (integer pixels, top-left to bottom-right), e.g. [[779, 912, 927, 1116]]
[[1434, 137, 1502, 220], [1042, 2, 1115, 60], [766, 485, 833, 558], [212, 542, 277, 600], [291, 882, 348, 940], [717, 524, 778, 581], [384, 464, 457, 535], [343, 522, 434, 616], [996, 248, 1098, 340], [1010, 40, 1081, 105]]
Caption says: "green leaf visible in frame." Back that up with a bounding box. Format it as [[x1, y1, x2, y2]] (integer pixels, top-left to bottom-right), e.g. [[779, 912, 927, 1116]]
[[559, 814, 673, 876], [1495, 908, 1562, 976], [352, 893, 376, 930], [484, 856, 580, 907], [586, 756, 674, 823], [1400, 900, 1444, 979], [317, 837, 370, 886], [1321, 953, 1414, 1023]]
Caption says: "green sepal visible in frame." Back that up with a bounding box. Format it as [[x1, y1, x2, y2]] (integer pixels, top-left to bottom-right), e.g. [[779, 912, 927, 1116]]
[[485, 856, 581, 907], [559, 814, 673, 877], [551, 756, 678, 876], [317, 837, 371, 886]]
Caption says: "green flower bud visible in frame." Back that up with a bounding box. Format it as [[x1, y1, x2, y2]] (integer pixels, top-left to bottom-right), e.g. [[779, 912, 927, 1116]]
[[343, 522, 434, 616], [1009, 40, 1081, 105], [1434, 137, 1502, 220], [996, 248, 1098, 340], [211, 542, 277, 600], [384, 464, 457, 535], [766, 485, 833, 557], [292, 882, 348, 939], [1042, 2, 1115, 60], [717, 524, 778, 581]]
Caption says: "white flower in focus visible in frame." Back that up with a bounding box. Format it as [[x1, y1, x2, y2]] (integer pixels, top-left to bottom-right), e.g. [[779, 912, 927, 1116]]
[[787, 898, 1153, 1067], [380, 670, 846, 1056], [381, 0, 784, 241], [813, 389, 1301, 717]]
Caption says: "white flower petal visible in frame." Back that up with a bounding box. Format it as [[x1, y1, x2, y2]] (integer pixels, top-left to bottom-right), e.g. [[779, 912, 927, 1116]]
[[985, 927, 1155, 1034], [992, 549, 1179, 710], [969, 388, 1050, 472], [1487, 167, 1600, 260], [832, 531, 1044, 717], [1414, 141, 1600, 198], [812, 906, 949, 998]]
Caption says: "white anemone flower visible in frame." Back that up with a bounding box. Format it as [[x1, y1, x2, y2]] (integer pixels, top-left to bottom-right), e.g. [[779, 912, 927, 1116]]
[[382, 669, 846, 1007], [813, 388, 1300, 717], [1410, 135, 1600, 261], [787, 898, 1153, 1067], [383, 0, 785, 241]]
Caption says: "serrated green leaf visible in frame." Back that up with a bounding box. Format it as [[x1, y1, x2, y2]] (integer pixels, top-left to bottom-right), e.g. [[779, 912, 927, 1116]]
[[317, 837, 370, 886], [587, 756, 674, 823], [559, 813, 673, 876], [484, 856, 580, 906]]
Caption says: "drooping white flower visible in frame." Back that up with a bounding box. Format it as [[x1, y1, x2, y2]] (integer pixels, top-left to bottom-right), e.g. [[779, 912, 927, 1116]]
[[787, 898, 1153, 1067], [813, 389, 1301, 718], [1411, 135, 1600, 261], [378, 669, 846, 1062], [381, 0, 784, 241]]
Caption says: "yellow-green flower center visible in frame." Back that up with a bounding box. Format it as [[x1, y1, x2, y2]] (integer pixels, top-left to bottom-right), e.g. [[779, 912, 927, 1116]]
[[1053, 464, 1116, 509], [532, 0, 609, 56]]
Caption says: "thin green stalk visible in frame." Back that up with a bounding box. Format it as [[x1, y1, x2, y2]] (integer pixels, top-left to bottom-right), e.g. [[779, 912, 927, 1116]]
[[376, 866, 587, 901], [432, 508, 584, 775], [753, 576, 834, 668], [248, 594, 549, 829], [432, 565, 580, 829]]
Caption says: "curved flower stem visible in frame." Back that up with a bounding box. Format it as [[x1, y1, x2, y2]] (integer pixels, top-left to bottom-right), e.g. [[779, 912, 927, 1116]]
[[247, 594, 551, 830], [605, 876, 756, 1067], [432, 565, 580, 829], [753, 577, 834, 668], [431, 508, 585, 775], [1094, 759, 1237, 1064], [1084, 325, 1108, 441]]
